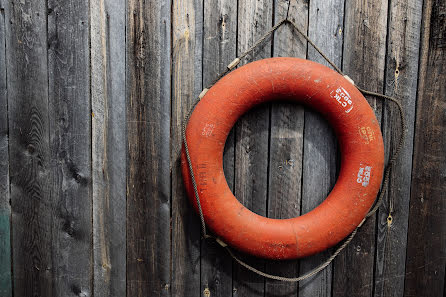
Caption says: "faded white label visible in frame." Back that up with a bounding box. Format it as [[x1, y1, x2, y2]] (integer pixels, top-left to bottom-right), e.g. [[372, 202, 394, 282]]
[[331, 87, 353, 113], [357, 165, 372, 187], [359, 126, 375, 144], [201, 123, 215, 137]]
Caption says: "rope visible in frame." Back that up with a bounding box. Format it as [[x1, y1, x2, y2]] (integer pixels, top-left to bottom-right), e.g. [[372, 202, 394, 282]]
[[181, 15, 406, 282]]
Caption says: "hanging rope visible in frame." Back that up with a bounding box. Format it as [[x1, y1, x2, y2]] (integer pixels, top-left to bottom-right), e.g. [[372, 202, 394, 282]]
[[181, 9, 406, 282]]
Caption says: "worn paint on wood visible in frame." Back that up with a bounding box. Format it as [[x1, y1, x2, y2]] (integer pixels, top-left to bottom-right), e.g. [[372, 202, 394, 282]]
[[404, 1, 446, 296], [91, 0, 126, 296]]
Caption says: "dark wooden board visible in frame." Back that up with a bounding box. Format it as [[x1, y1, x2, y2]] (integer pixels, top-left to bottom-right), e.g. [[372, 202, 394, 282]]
[[404, 1, 446, 296], [232, 1, 273, 297], [47, 0, 92, 295], [5, 0, 52, 295], [333, 0, 388, 296], [299, 0, 344, 296], [374, 0, 423, 296], [91, 0, 126, 296], [171, 0, 203, 296], [127, 0, 171, 296], [264, 1, 308, 296], [0, 0, 11, 295], [201, 0, 237, 296]]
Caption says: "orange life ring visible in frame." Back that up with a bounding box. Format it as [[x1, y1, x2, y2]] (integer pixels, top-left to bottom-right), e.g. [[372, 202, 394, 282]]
[[181, 57, 384, 259]]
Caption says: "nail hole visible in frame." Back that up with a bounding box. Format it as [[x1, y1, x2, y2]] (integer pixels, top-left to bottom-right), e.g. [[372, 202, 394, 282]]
[[27, 144, 35, 154]]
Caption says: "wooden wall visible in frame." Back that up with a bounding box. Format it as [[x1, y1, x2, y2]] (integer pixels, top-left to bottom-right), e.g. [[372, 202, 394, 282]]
[[0, 0, 444, 296]]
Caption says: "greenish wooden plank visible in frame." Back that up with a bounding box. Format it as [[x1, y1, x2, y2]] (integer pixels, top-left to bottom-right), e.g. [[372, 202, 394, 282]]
[[0, 214, 11, 297], [0, 0, 11, 295]]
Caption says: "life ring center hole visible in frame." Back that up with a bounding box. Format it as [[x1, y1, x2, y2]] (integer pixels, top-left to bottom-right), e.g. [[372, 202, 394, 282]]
[[223, 101, 341, 220]]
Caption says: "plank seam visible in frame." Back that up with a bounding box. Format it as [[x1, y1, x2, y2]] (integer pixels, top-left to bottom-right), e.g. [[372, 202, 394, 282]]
[[88, 0, 95, 295]]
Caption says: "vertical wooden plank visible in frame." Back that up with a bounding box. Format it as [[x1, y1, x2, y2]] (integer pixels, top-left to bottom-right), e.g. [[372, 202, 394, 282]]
[[91, 0, 127, 296], [374, 0, 423, 296], [404, 1, 446, 296], [0, 0, 11, 295], [47, 0, 92, 295], [5, 0, 52, 296], [127, 0, 171, 296], [233, 1, 272, 297], [201, 0, 236, 296], [172, 0, 203, 295], [300, 0, 344, 296], [265, 0, 308, 295], [333, 0, 388, 296]]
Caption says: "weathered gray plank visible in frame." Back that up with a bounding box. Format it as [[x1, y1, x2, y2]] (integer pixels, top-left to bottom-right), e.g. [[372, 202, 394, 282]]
[[265, 1, 308, 295], [300, 0, 344, 296], [404, 1, 446, 296], [171, 0, 203, 295], [0, 0, 11, 295], [201, 0, 237, 296], [233, 1, 273, 297], [5, 0, 52, 295], [91, 0, 126, 296], [126, 0, 171, 296], [374, 0, 423, 296], [333, 0, 388, 296], [47, 0, 92, 296]]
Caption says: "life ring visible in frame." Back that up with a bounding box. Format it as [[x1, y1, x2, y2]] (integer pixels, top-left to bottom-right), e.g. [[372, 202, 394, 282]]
[[181, 57, 384, 260]]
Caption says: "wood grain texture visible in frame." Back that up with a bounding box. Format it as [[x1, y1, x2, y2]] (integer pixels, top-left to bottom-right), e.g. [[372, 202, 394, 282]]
[[201, 0, 237, 296], [5, 0, 52, 296], [404, 1, 446, 296], [233, 1, 273, 297], [171, 0, 203, 295], [91, 0, 126, 296], [47, 0, 92, 296], [333, 0, 388, 296], [300, 0, 344, 296], [0, 0, 11, 295], [264, 1, 308, 296], [127, 0, 171, 296], [374, 0, 422, 296], [1, 2, 445, 296]]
